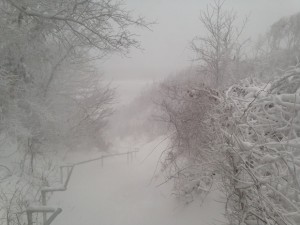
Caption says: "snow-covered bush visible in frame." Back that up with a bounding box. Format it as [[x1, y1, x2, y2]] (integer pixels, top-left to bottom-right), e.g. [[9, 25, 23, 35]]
[[158, 64, 300, 225], [218, 65, 300, 225], [156, 75, 223, 204]]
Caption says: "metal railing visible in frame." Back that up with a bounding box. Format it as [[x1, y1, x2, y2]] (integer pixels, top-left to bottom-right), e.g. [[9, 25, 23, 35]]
[[27, 150, 138, 225]]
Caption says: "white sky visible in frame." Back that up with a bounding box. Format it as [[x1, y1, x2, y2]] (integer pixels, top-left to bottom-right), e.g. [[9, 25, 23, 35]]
[[100, 0, 300, 105]]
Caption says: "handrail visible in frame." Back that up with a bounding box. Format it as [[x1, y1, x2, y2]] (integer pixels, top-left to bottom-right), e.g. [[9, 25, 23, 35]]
[[70, 151, 138, 167], [27, 150, 138, 225]]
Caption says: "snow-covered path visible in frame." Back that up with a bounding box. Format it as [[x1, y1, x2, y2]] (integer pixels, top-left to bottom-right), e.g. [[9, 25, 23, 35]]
[[50, 138, 225, 225]]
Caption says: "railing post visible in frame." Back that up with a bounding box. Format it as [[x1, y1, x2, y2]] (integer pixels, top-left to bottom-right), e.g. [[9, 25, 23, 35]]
[[27, 211, 33, 225], [41, 191, 47, 225], [60, 166, 63, 184]]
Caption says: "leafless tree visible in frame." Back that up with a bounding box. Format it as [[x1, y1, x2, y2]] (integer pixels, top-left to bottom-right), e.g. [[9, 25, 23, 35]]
[[191, 0, 248, 88]]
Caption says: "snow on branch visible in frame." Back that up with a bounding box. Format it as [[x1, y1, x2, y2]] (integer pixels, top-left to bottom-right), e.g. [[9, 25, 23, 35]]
[[218, 65, 300, 225], [5, 0, 151, 53]]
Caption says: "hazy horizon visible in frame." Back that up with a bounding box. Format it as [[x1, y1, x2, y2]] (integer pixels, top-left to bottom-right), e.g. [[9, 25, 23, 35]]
[[101, 0, 300, 105]]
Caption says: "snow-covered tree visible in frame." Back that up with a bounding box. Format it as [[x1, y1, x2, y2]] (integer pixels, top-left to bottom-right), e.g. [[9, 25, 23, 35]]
[[0, 1, 149, 224]]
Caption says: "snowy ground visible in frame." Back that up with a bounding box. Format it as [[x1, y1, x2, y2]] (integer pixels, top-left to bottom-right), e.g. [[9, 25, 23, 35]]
[[50, 137, 225, 225]]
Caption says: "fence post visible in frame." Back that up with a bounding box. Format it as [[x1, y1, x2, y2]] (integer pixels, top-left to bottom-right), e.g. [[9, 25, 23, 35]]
[[41, 190, 47, 225], [27, 211, 33, 225], [60, 166, 63, 184]]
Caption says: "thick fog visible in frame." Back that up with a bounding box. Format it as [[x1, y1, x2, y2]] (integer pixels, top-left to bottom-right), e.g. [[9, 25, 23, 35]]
[[1, 1, 300, 225]]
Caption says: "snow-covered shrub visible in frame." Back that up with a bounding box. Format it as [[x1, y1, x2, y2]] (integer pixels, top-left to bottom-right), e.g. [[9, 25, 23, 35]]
[[171, 165, 215, 205], [157, 76, 223, 203], [158, 64, 300, 225], [0, 147, 61, 225], [219, 65, 300, 225]]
